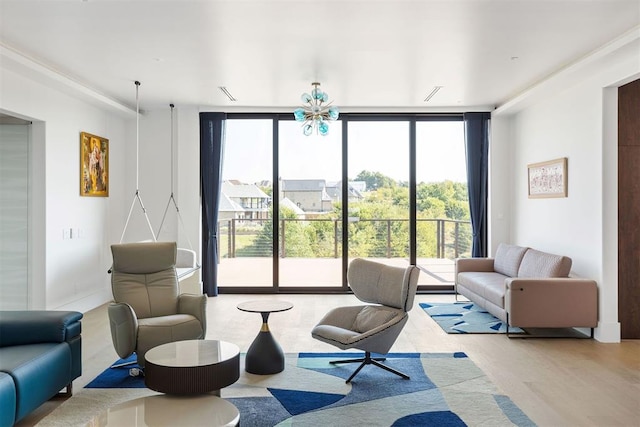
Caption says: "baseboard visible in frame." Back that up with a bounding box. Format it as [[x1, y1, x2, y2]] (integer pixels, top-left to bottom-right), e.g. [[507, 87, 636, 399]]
[[52, 289, 113, 313], [593, 322, 621, 343]]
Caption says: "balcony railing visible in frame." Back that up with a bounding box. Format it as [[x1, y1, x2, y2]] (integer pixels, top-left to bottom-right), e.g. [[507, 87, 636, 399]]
[[219, 217, 471, 260]]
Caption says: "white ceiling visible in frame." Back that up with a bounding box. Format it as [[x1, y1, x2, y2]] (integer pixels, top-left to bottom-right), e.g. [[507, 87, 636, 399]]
[[1, 0, 639, 113]]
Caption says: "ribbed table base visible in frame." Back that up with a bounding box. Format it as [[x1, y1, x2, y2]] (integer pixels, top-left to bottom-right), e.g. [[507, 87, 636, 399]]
[[144, 341, 240, 395]]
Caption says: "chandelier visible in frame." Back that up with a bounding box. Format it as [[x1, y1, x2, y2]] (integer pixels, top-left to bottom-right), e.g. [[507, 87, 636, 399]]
[[293, 82, 339, 136]]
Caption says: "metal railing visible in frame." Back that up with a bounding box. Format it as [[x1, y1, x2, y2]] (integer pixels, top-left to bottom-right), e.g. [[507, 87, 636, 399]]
[[219, 217, 471, 260]]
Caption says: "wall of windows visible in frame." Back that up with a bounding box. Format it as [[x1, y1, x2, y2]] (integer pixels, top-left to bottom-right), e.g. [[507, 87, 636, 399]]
[[217, 114, 471, 293]]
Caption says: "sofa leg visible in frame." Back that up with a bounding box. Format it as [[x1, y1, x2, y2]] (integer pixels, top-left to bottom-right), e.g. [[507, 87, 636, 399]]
[[58, 382, 72, 397]]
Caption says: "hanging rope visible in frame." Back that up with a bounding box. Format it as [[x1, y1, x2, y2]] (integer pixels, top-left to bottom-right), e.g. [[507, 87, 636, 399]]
[[157, 104, 200, 268], [119, 80, 157, 243]]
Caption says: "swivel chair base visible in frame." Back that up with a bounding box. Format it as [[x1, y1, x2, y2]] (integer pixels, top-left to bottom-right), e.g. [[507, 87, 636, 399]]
[[330, 351, 410, 383], [110, 359, 144, 377]]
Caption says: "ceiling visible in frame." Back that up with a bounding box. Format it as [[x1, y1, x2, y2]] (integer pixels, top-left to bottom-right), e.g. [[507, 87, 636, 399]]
[[1, 0, 639, 113]]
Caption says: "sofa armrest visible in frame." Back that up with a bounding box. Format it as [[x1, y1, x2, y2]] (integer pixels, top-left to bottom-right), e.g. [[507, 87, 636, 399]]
[[0, 310, 82, 347], [505, 278, 598, 328], [178, 294, 207, 337], [455, 258, 495, 275]]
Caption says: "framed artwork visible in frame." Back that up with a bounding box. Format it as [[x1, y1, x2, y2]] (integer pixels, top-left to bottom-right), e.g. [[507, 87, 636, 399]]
[[528, 157, 567, 198], [80, 132, 109, 197]]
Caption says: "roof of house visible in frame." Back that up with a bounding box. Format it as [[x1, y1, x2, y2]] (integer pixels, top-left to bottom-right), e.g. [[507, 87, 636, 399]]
[[219, 193, 245, 212], [325, 181, 365, 199], [222, 181, 270, 199], [279, 197, 305, 215], [281, 179, 326, 192]]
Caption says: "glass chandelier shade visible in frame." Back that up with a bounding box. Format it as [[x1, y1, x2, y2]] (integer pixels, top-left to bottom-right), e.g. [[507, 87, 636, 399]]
[[293, 82, 339, 136]]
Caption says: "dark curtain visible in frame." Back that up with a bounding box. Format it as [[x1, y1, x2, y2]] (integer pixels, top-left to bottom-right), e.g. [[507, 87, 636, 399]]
[[464, 112, 490, 257], [200, 113, 226, 296]]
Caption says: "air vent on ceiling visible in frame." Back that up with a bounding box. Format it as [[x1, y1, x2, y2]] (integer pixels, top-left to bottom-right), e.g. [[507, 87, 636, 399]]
[[218, 86, 236, 102], [423, 86, 443, 103]]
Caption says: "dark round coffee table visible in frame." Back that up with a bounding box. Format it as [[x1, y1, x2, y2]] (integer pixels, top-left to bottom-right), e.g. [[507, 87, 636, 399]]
[[237, 300, 293, 375], [144, 339, 240, 395]]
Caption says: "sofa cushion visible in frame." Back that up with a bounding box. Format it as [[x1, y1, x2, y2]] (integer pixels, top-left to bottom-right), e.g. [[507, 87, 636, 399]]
[[0, 343, 72, 422], [493, 244, 528, 277], [518, 249, 572, 278], [0, 372, 16, 427], [457, 272, 508, 307]]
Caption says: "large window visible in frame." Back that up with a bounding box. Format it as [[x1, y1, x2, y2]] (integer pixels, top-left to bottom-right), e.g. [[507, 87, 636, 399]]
[[216, 114, 473, 293], [347, 121, 410, 265], [278, 120, 343, 287], [218, 119, 273, 287]]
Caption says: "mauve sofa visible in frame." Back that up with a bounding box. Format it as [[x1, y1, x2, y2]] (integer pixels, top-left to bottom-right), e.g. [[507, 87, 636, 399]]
[[0, 310, 82, 427], [455, 243, 598, 334]]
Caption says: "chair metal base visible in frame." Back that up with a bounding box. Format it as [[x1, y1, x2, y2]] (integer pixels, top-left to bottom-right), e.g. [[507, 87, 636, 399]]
[[330, 351, 410, 383], [110, 359, 144, 377]]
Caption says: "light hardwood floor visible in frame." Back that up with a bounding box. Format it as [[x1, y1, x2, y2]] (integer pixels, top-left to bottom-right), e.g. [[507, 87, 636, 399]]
[[20, 294, 640, 426]]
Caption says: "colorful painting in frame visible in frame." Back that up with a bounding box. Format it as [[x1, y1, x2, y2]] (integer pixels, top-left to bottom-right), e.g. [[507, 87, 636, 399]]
[[527, 157, 567, 198], [80, 132, 109, 197]]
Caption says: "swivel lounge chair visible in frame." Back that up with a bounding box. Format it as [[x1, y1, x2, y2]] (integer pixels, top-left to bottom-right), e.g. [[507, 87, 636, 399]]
[[108, 241, 207, 375], [311, 258, 420, 383]]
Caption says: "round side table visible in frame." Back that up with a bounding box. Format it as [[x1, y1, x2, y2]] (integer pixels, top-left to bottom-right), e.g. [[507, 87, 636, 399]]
[[90, 394, 239, 426], [237, 300, 293, 375], [144, 339, 240, 395]]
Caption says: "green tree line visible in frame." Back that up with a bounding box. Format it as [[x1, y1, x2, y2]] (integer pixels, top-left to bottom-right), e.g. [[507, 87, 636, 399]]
[[232, 171, 472, 259]]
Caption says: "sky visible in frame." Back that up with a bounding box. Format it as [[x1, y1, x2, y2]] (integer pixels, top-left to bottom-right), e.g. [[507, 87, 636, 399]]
[[222, 119, 467, 185]]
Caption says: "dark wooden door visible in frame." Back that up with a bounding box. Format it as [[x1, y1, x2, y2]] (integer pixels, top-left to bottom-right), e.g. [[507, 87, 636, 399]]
[[618, 78, 640, 339]]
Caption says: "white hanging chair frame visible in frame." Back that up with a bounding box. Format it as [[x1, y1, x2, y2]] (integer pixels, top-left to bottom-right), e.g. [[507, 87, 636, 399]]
[[120, 81, 157, 243], [157, 104, 201, 272]]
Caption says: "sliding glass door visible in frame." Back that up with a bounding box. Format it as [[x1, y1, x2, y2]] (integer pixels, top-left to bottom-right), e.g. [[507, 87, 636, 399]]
[[216, 114, 472, 292], [416, 120, 470, 289], [278, 120, 343, 288], [218, 119, 273, 287], [347, 120, 410, 268]]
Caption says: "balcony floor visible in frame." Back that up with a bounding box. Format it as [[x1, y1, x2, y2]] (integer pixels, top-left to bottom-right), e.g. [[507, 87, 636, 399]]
[[217, 257, 454, 288]]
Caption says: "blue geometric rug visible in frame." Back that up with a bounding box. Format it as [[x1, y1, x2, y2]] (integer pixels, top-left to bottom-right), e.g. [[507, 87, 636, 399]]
[[420, 302, 524, 334], [65, 352, 536, 426]]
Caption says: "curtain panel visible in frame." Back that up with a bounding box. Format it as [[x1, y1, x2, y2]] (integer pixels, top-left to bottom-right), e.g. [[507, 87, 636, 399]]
[[200, 113, 226, 296], [463, 112, 490, 257]]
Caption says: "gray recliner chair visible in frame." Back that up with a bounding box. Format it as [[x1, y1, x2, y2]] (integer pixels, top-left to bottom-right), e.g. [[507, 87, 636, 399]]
[[311, 258, 420, 383], [108, 242, 207, 374]]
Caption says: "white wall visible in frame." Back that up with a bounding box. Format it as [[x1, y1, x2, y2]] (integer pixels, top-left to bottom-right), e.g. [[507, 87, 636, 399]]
[[132, 107, 202, 291], [491, 38, 640, 342], [0, 65, 129, 312], [116, 106, 202, 294]]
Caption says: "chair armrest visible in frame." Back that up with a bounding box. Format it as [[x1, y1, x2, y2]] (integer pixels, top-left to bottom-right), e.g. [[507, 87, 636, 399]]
[[108, 303, 138, 359], [176, 248, 197, 268], [505, 278, 598, 328], [178, 294, 207, 337], [0, 310, 82, 347], [455, 258, 495, 275]]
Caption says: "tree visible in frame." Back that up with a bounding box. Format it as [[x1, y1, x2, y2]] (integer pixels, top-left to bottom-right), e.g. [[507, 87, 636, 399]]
[[355, 170, 396, 190]]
